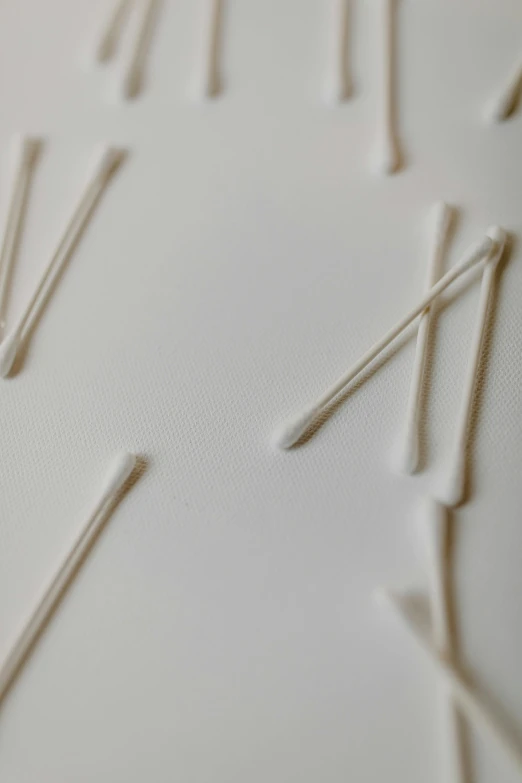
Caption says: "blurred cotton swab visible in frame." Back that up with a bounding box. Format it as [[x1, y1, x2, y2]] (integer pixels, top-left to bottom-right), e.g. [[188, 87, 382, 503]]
[[374, 0, 401, 175], [423, 498, 466, 783], [273, 233, 496, 449], [324, 0, 351, 104], [398, 202, 453, 474], [486, 52, 522, 122], [94, 0, 134, 63], [195, 0, 223, 99], [0, 137, 40, 337], [378, 588, 522, 780], [0, 146, 125, 378], [442, 226, 506, 507], [0, 453, 137, 706], [119, 0, 159, 100]]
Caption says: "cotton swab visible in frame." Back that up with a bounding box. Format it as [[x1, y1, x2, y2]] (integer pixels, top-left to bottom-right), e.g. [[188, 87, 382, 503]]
[[378, 588, 522, 780], [196, 0, 223, 99], [0, 452, 137, 706], [273, 233, 496, 449], [423, 498, 466, 783], [324, 0, 351, 104], [0, 146, 125, 378], [442, 226, 506, 507], [486, 53, 522, 123], [0, 137, 40, 337], [95, 0, 133, 63], [119, 0, 158, 100], [399, 202, 453, 474], [374, 0, 401, 175]]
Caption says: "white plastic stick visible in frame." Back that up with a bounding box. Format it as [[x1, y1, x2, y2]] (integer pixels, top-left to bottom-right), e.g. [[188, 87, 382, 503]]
[[442, 226, 506, 507], [324, 0, 351, 104], [0, 137, 40, 336], [379, 589, 522, 781], [0, 146, 124, 378], [95, 0, 134, 63], [274, 233, 496, 449], [423, 498, 466, 783], [375, 0, 400, 175], [120, 0, 157, 99], [0, 453, 137, 706], [487, 54, 522, 123], [399, 202, 453, 474], [196, 0, 222, 99]]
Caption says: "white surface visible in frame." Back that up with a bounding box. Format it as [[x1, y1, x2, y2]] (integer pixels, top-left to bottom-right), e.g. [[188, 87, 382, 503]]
[[0, 1, 522, 782]]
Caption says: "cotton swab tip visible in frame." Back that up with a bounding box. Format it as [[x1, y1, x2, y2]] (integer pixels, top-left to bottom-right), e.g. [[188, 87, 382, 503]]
[[398, 429, 420, 475], [486, 226, 507, 264], [0, 331, 21, 378], [441, 446, 467, 508], [273, 406, 320, 449], [375, 134, 401, 176], [95, 146, 126, 179], [100, 452, 137, 503]]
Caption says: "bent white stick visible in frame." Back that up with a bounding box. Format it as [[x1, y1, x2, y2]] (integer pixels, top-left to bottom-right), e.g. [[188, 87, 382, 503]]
[[375, 0, 400, 174], [274, 233, 496, 449], [0, 146, 124, 378], [324, 0, 351, 104], [487, 53, 522, 122], [424, 498, 466, 783], [378, 588, 522, 781], [0, 137, 40, 336], [196, 0, 222, 99], [399, 202, 453, 474], [0, 453, 137, 706], [95, 0, 134, 63], [442, 226, 506, 507]]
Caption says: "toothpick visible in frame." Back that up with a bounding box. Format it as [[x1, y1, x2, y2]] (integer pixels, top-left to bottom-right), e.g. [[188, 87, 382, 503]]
[[0, 146, 125, 378], [324, 0, 351, 104], [196, 0, 222, 99], [423, 498, 466, 783], [399, 202, 453, 474], [95, 0, 134, 63], [273, 233, 496, 449], [374, 0, 401, 175], [486, 53, 522, 123], [378, 588, 522, 780], [442, 226, 506, 507], [0, 136, 40, 337], [119, 0, 158, 100], [0, 453, 137, 706]]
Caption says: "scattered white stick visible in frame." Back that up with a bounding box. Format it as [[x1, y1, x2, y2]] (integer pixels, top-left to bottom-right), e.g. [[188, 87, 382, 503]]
[[95, 0, 134, 63], [324, 0, 351, 104], [442, 226, 506, 507], [423, 498, 466, 783], [119, 0, 157, 100], [274, 233, 497, 449], [0, 146, 125, 378], [374, 0, 400, 175], [0, 452, 137, 706], [378, 588, 522, 781], [487, 53, 522, 123], [399, 202, 453, 474], [196, 0, 222, 99], [0, 137, 40, 337]]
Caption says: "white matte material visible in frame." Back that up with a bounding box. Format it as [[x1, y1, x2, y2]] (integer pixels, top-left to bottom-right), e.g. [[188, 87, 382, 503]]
[[275, 234, 495, 449], [487, 53, 522, 122], [399, 202, 453, 474], [0, 146, 125, 378], [441, 226, 507, 507], [0, 452, 137, 706], [0, 136, 40, 337], [379, 589, 522, 780]]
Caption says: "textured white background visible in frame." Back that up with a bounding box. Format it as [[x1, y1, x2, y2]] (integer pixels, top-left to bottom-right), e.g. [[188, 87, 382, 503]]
[[0, 1, 522, 781]]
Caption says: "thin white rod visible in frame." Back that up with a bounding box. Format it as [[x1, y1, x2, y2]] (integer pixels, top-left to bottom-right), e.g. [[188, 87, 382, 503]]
[[375, 0, 400, 175], [487, 54, 522, 122], [196, 0, 222, 99], [324, 0, 351, 104], [95, 0, 134, 63], [0, 453, 137, 706]]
